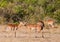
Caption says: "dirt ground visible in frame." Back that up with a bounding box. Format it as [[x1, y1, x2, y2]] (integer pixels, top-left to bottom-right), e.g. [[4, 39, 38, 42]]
[[0, 25, 60, 42]]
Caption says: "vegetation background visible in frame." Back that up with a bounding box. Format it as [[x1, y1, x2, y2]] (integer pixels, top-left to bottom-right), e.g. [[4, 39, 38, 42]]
[[0, 0, 60, 24]]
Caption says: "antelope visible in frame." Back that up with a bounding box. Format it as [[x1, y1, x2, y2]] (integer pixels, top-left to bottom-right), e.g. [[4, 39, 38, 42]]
[[5, 23, 19, 37], [6, 21, 25, 31], [6, 23, 19, 31], [25, 21, 45, 38], [44, 19, 57, 28], [6, 22, 26, 37], [25, 21, 44, 33]]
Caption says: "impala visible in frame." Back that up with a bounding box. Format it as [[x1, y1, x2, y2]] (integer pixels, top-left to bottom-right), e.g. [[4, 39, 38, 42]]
[[7, 23, 19, 31], [25, 21, 44, 33], [45, 19, 56, 28]]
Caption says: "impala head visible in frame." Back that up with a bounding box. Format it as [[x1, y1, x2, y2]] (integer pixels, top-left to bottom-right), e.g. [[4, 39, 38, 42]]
[[18, 21, 27, 27]]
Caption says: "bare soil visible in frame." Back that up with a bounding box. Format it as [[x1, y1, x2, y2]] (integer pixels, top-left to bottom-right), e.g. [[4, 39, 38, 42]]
[[0, 25, 60, 42]]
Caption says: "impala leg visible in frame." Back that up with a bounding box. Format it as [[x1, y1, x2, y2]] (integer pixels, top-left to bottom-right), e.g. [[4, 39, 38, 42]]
[[11, 27, 13, 31], [41, 30, 44, 38], [13, 27, 15, 31], [41, 27, 44, 38], [35, 28, 37, 33], [37, 28, 41, 33], [16, 27, 18, 30], [29, 28, 31, 32], [15, 31, 16, 37], [11, 27, 12, 30]]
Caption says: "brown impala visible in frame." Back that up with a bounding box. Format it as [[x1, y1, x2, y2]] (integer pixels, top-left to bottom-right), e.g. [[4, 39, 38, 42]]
[[45, 19, 57, 28], [7, 23, 19, 31], [25, 21, 44, 33], [6, 22, 26, 31]]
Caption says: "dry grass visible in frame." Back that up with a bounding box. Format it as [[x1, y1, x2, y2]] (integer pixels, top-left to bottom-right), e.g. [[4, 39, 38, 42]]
[[0, 24, 60, 42]]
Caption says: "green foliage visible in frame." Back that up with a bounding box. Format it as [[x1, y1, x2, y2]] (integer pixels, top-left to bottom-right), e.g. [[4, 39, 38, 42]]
[[53, 9, 60, 23], [25, 0, 37, 5], [0, 0, 8, 7], [0, 0, 60, 24], [12, 5, 21, 13], [37, 0, 46, 6], [46, 4, 54, 12]]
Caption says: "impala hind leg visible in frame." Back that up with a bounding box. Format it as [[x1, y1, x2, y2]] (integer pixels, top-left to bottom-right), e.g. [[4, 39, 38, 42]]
[[15, 27, 18, 30], [41, 30, 44, 38], [36, 28, 41, 33], [37, 28, 44, 38], [12, 27, 15, 31], [11, 27, 13, 31], [41, 27, 44, 38]]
